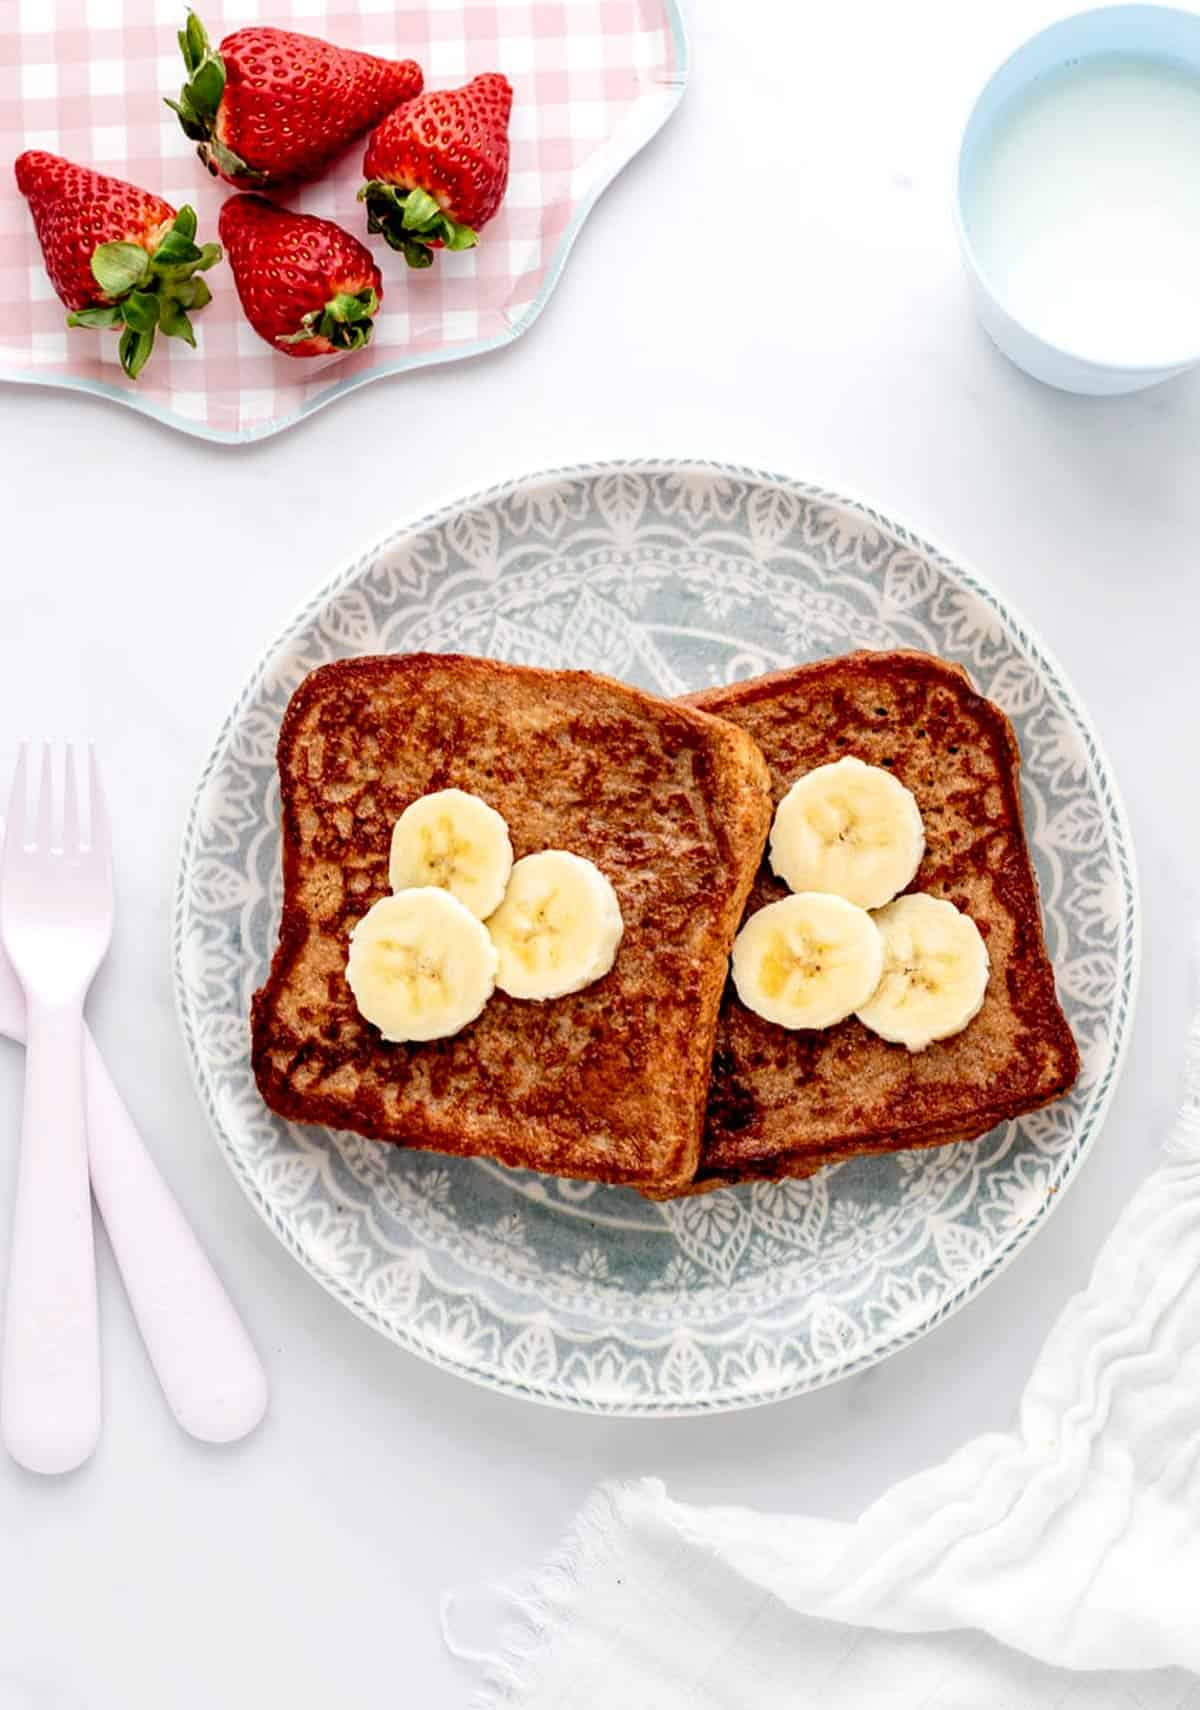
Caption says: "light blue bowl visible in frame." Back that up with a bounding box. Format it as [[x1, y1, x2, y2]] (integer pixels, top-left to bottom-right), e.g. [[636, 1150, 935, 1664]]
[[956, 5, 1200, 395]]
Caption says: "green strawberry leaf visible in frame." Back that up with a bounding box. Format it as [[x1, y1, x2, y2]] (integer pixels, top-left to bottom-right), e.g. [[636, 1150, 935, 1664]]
[[148, 221, 221, 284], [188, 57, 225, 120], [75, 210, 221, 379], [91, 241, 150, 297], [276, 287, 380, 351], [330, 289, 378, 324], [163, 97, 206, 143], [358, 181, 477, 269], [174, 11, 224, 121], [358, 181, 401, 222], [275, 313, 320, 347], [440, 217, 478, 252], [67, 305, 124, 329], [181, 10, 209, 74], [334, 324, 373, 351], [168, 10, 253, 173], [401, 187, 442, 232], [118, 325, 157, 380], [152, 231, 203, 271], [158, 300, 196, 346], [199, 134, 261, 185], [181, 276, 213, 312], [120, 290, 160, 333]]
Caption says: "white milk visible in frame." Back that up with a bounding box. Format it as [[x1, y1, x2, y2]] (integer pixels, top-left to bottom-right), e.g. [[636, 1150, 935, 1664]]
[[965, 55, 1200, 365]]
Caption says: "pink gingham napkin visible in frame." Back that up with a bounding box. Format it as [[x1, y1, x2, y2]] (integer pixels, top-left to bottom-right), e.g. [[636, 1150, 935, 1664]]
[[0, 0, 685, 440]]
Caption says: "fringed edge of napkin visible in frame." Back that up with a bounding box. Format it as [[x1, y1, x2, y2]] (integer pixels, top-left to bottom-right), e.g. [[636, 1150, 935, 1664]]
[[455, 1481, 647, 1709]]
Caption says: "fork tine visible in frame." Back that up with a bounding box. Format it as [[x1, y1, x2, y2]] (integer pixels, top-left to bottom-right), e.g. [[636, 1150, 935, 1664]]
[[87, 746, 109, 860], [4, 744, 28, 854], [2, 748, 29, 868], [34, 744, 53, 851], [62, 745, 80, 855]]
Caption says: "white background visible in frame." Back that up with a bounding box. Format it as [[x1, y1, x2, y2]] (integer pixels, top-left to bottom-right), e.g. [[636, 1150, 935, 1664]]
[[2, 0, 1199, 1703]]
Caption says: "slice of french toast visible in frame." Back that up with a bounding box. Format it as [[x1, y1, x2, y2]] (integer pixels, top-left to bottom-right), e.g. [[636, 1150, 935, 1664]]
[[250, 652, 772, 1195], [673, 650, 1080, 1193]]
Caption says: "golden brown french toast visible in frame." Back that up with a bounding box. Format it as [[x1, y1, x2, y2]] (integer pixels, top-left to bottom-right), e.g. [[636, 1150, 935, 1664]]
[[675, 650, 1080, 1191], [250, 653, 771, 1195]]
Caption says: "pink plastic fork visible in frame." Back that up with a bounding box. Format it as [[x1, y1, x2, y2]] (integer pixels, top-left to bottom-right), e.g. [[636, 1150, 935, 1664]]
[[0, 745, 109, 1473], [0, 820, 267, 1453]]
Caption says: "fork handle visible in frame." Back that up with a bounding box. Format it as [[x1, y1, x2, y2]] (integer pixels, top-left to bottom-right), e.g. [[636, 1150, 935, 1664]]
[[81, 1032, 268, 1443], [2, 996, 100, 1474]]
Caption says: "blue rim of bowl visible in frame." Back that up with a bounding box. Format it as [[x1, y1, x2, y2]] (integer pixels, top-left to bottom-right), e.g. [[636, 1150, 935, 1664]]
[[954, 3, 1200, 377], [172, 457, 1141, 1416], [0, 3, 688, 446]]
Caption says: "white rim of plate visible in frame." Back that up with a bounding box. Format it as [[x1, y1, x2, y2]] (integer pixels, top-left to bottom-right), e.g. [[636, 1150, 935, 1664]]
[[172, 457, 1141, 1415]]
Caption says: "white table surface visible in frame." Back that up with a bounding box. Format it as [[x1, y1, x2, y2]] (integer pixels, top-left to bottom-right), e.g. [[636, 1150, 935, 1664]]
[[2, 0, 1199, 1702]]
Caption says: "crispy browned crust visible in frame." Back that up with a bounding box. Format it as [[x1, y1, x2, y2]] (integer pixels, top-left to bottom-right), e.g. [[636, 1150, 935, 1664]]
[[669, 649, 1079, 1191], [250, 653, 771, 1194], [653, 1118, 998, 1198]]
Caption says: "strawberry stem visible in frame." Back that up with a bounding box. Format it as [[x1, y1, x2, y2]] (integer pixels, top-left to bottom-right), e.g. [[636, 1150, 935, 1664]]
[[66, 205, 222, 380], [276, 288, 380, 353], [165, 10, 264, 184], [357, 181, 478, 269]]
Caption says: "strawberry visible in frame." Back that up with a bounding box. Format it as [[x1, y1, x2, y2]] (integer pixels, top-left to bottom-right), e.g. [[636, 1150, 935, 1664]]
[[168, 12, 423, 188], [359, 74, 513, 268], [219, 196, 383, 359], [14, 151, 220, 381]]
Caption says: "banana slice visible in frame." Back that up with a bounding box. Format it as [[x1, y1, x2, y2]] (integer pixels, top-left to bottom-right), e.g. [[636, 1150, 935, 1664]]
[[857, 892, 989, 1052], [769, 755, 924, 911], [389, 788, 513, 920], [346, 888, 498, 1043], [488, 851, 624, 1000], [731, 892, 884, 1031]]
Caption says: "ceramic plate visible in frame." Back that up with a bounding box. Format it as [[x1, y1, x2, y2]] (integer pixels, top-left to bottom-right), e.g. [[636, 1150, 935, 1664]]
[[174, 460, 1138, 1415], [0, 0, 685, 443]]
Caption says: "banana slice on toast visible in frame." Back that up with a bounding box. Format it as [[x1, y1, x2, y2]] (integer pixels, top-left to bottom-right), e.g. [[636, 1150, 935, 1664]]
[[389, 788, 513, 920], [347, 888, 498, 1043], [857, 892, 989, 1051], [488, 851, 624, 1000], [732, 892, 883, 1031], [770, 755, 924, 910]]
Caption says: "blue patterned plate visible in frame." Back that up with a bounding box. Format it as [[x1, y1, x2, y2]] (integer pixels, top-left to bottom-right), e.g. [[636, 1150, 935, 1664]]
[[173, 461, 1138, 1414]]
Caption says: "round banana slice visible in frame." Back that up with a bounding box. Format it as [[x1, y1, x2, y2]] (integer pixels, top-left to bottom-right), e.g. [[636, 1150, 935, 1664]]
[[346, 888, 498, 1043], [488, 850, 624, 1001], [389, 788, 513, 920], [769, 755, 925, 911], [731, 892, 884, 1031], [857, 892, 990, 1052]]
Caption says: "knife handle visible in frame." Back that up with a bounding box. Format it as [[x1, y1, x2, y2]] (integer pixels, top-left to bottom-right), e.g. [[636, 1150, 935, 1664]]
[[82, 1030, 268, 1443]]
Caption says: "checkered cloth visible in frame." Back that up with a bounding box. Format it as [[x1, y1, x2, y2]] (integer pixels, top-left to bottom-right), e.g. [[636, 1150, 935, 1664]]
[[0, 0, 685, 441]]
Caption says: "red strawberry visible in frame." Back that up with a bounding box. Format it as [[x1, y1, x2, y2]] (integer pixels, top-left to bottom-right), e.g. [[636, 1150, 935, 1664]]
[[359, 74, 513, 268], [14, 150, 220, 381], [219, 196, 382, 359], [168, 11, 424, 188]]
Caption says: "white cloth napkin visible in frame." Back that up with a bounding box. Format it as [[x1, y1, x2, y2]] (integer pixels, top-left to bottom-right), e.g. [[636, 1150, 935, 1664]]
[[455, 1008, 1200, 1707]]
